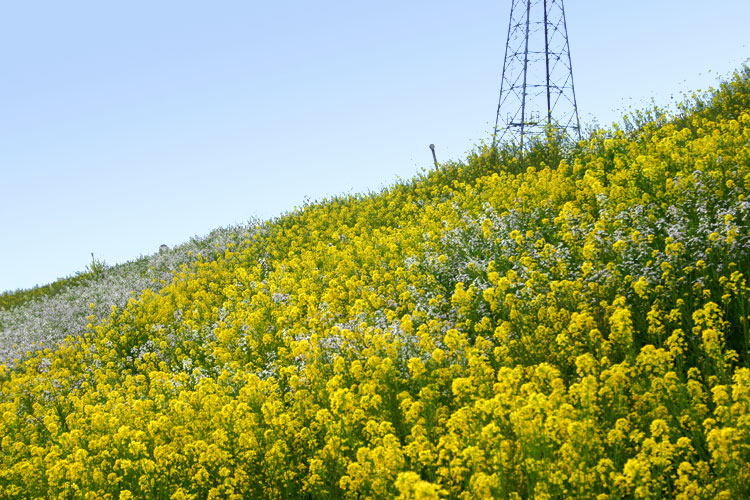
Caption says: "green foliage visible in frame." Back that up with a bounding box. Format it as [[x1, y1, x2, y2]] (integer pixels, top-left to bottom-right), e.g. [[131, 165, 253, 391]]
[[85, 252, 108, 278]]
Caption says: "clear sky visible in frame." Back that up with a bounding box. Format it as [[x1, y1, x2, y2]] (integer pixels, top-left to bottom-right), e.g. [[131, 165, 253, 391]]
[[1, 1, 749, 293]]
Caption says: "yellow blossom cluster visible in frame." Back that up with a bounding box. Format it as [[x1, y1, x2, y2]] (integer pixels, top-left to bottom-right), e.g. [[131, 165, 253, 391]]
[[2, 68, 750, 499]]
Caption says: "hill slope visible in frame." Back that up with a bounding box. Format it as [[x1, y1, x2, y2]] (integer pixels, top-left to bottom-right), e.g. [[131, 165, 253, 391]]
[[1, 68, 750, 499], [0, 224, 258, 365]]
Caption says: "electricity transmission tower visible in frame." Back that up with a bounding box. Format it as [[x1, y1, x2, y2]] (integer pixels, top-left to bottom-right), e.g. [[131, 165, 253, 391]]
[[492, 0, 581, 152]]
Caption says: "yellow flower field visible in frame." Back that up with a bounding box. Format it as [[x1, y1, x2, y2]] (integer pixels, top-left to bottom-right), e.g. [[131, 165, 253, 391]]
[[1, 67, 750, 499]]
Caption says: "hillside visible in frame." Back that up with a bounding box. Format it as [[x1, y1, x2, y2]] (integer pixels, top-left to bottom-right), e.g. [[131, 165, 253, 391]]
[[1, 67, 750, 499], [0, 225, 259, 366]]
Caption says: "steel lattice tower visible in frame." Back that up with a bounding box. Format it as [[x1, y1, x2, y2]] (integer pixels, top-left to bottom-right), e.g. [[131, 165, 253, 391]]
[[492, 0, 581, 152]]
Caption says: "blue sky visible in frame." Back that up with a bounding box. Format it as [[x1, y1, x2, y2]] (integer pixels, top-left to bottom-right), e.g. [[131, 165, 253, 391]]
[[1, 0, 749, 292]]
